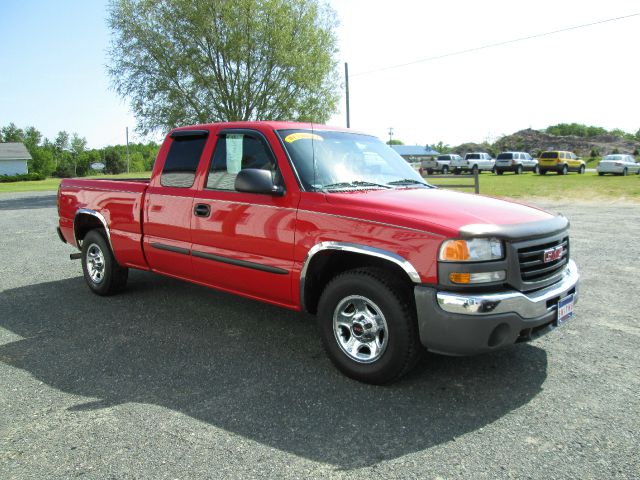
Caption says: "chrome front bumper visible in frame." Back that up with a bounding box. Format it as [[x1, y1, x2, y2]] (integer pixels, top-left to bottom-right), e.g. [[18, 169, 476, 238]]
[[436, 259, 579, 318]]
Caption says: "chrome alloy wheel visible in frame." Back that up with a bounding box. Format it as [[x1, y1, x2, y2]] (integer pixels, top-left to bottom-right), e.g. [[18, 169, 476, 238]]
[[86, 243, 106, 284], [333, 295, 388, 364]]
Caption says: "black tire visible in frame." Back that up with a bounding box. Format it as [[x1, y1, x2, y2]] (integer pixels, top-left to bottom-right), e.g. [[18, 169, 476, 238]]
[[317, 268, 422, 384], [534, 165, 540, 175], [559, 164, 568, 175], [441, 165, 449, 175], [491, 166, 497, 174], [539, 169, 547, 175], [496, 169, 504, 175], [622, 168, 628, 176], [81, 230, 128, 296], [579, 165, 586, 174], [454, 168, 461, 175], [471, 165, 479, 175], [426, 168, 433, 175], [598, 172, 604, 176], [515, 165, 523, 175]]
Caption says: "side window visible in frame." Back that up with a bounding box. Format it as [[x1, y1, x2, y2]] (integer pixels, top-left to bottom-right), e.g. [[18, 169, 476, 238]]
[[560, 152, 566, 159], [206, 133, 278, 191], [161, 135, 208, 188]]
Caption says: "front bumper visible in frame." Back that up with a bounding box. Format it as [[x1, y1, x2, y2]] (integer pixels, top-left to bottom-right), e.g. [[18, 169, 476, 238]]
[[414, 259, 579, 355]]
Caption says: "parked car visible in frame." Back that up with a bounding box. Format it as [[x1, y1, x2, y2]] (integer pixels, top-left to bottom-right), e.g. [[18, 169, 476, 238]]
[[420, 154, 461, 175], [452, 152, 495, 174], [596, 154, 640, 176], [57, 121, 579, 385], [494, 152, 539, 175], [538, 151, 585, 175]]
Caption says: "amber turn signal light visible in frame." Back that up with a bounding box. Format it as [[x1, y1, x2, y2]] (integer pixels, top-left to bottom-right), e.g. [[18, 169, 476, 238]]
[[440, 240, 470, 261]]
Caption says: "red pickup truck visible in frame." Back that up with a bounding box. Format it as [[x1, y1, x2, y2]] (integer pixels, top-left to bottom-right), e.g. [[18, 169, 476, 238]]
[[57, 121, 579, 384]]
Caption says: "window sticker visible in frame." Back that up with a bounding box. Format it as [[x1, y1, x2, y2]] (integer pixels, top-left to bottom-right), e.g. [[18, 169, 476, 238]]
[[284, 132, 324, 143], [226, 134, 244, 174]]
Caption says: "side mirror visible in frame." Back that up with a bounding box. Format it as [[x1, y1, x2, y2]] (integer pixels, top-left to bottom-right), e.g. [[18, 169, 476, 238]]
[[235, 169, 284, 196]]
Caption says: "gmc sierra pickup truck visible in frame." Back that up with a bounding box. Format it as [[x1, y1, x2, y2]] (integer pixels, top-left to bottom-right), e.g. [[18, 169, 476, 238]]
[[57, 121, 579, 384]]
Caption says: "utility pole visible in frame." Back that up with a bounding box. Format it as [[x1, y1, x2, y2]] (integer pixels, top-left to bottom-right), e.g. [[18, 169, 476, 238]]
[[344, 62, 350, 128], [388, 127, 394, 145], [125, 127, 130, 174]]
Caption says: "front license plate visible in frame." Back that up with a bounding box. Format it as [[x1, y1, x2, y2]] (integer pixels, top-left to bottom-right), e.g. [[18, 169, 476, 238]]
[[557, 294, 574, 325]]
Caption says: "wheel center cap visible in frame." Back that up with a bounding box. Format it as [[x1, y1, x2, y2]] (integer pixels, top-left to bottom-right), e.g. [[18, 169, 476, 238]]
[[352, 322, 364, 337]]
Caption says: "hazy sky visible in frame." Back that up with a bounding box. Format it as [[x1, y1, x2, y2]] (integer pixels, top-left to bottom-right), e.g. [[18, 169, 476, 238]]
[[1, 1, 638, 148]]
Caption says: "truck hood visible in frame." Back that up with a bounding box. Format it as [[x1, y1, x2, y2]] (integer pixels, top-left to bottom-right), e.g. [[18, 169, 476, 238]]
[[324, 187, 557, 237]]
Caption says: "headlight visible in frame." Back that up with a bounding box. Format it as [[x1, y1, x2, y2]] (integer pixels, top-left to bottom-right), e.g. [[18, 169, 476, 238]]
[[439, 238, 503, 262]]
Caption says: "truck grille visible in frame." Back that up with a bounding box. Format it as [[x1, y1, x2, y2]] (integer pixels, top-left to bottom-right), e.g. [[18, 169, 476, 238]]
[[517, 237, 569, 283]]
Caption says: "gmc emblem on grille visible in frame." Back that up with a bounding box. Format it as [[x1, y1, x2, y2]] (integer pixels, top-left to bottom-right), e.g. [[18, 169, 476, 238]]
[[543, 246, 563, 263]]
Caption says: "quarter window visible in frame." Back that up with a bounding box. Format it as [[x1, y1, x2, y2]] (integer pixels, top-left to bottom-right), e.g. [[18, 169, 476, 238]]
[[161, 134, 208, 188], [206, 133, 278, 191]]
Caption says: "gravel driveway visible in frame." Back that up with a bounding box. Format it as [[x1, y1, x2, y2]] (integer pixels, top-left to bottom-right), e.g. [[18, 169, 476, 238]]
[[1, 192, 638, 479]]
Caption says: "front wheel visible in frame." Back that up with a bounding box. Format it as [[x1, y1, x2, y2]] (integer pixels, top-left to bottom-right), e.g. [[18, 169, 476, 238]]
[[496, 169, 504, 175], [81, 230, 128, 296], [622, 168, 628, 176], [317, 268, 421, 384], [579, 165, 586, 174]]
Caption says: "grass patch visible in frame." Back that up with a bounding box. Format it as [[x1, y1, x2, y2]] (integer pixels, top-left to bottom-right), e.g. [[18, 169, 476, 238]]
[[425, 171, 640, 201], [0, 172, 152, 194]]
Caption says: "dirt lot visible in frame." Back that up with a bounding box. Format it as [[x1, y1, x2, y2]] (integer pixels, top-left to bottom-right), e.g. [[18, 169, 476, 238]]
[[1, 192, 639, 479]]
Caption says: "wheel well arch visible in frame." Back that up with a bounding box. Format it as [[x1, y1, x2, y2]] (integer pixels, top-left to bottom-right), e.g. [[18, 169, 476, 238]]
[[73, 209, 112, 249], [300, 242, 420, 314]]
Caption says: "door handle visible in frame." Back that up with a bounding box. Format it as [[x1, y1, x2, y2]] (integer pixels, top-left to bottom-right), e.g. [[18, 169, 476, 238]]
[[194, 203, 211, 217]]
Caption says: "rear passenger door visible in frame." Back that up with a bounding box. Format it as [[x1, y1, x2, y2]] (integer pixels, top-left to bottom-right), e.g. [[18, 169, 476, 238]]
[[189, 128, 297, 306], [143, 130, 210, 278]]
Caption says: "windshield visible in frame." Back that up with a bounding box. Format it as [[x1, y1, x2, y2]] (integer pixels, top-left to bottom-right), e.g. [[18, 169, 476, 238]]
[[496, 153, 513, 160], [602, 155, 623, 161], [277, 129, 428, 191]]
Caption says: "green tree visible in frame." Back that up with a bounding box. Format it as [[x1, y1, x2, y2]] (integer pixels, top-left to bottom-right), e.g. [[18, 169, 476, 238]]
[[1, 123, 24, 142], [104, 148, 126, 174], [387, 139, 404, 145], [23, 126, 42, 152], [107, 0, 340, 134]]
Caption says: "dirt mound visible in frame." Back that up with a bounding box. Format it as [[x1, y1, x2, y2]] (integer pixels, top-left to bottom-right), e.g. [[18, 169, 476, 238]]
[[494, 129, 640, 157]]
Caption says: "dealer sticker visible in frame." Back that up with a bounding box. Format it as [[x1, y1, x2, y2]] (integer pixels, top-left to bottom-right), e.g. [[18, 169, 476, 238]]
[[284, 132, 323, 143], [557, 294, 574, 325]]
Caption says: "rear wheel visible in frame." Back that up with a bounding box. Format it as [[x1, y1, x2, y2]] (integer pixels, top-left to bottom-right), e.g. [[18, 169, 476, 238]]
[[579, 165, 586, 174], [598, 172, 604, 176], [534, 165, 540, 175], [317, 268, 421, 384], [496, 169, 504, 175], [426, 168, 433, 175], [539, 169, 547, 175], [622, 168, 628, 176], [471, 165, 479, 175], [515, 165, 523, 175], [81, 230, 128, 296], [441, 165, 449, 175], [559, 164, 568, 175]]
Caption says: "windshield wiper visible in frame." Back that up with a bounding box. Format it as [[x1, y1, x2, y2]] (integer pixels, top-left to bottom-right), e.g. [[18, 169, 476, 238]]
[[387, 179, 430, 187], [322, 181, 392, 191]]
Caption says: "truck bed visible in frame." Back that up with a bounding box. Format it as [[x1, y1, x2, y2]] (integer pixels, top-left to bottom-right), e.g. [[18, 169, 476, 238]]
[[58, 177, 150, 269]]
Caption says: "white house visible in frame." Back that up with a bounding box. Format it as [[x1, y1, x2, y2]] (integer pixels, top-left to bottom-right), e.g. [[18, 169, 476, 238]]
[[0, 143, 31, 175]]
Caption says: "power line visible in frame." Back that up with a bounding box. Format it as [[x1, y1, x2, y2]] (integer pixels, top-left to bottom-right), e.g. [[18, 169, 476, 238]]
[[351, 12, 640, 77]]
